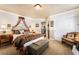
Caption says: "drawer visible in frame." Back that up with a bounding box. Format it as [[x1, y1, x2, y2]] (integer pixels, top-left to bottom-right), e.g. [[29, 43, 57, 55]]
[[0, 39, 9, 43]]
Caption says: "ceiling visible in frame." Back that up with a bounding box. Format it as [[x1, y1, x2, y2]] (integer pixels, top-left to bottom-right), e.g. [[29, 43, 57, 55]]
[[0, 4, 79, 18]]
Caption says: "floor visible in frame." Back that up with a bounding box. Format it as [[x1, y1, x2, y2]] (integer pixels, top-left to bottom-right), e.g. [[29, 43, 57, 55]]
[[42, 39, 73, 55], [0, 39, 73, 55]]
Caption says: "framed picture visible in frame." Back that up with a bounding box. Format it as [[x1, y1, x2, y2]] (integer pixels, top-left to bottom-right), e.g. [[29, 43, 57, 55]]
[[41, 22, 46, 25], [50, 21, 53, 27], [36, 24, 39, 27], [7, 24, 11, 27]]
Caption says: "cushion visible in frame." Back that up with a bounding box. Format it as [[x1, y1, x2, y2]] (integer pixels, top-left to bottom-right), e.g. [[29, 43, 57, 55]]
[[75, 38, 79, 42], [75, 33, 79, 41], [67, 34, 74, 39], [75, 34, 79, 38], [65, 38, 74, 42], [12, 30, 21, 34]]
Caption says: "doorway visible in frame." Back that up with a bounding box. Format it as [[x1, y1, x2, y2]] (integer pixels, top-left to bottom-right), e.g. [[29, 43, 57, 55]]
[[41, 22, 46, 37], [41, 21, 50, 39]]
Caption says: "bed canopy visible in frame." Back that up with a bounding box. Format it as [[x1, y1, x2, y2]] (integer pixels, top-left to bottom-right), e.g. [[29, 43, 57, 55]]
[[12, 17, 30, 31]]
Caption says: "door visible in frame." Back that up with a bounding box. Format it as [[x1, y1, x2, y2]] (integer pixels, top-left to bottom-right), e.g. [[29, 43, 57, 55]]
[[41, 22, 46, 37]]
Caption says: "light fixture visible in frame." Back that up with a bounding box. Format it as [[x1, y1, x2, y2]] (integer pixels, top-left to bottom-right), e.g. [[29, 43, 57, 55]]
[[0, 25, 7, 34], [34, 4, 42, 10], [1, 25, 6, 29]]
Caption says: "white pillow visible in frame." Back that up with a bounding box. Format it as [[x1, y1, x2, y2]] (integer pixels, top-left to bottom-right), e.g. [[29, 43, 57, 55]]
[[20, 30, 24, 34]]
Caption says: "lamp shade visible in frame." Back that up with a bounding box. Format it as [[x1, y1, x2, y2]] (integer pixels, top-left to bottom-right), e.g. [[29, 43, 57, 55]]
[[1, 25, 6, 29]]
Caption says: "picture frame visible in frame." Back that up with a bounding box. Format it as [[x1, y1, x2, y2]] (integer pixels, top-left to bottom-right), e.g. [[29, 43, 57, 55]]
[[41, 22, 46, 25], [7, 24, 11, 27], [36, 24, 39, 27], [50, 21, 53, 27]]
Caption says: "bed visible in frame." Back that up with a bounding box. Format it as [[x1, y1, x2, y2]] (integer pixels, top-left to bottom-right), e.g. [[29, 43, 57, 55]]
[[13, 33, 44, 49], [12, 29, 44, 54]]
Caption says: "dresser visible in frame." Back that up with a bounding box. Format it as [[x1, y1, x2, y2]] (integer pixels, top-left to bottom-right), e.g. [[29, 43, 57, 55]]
[[0, 34, 13, 47]]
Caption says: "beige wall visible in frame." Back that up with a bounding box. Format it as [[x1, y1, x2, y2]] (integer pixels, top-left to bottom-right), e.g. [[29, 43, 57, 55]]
[[49, 8, 79, 41], [0, 10, 45, 34]]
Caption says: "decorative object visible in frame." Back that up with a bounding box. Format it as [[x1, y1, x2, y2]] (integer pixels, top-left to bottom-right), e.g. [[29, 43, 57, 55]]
[[12, 16, 30, 31], [1, 25, 6, 29], [7, 24, 11, 28], [36, 24, 39, 27], [0, 25, 7, 34], [41, 22, 46, 25], [50, 21, 53, 27], [3, 31, 6, 33]]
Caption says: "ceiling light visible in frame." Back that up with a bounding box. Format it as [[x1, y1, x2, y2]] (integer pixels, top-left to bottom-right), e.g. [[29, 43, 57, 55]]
[[34, 4, 42, 10]]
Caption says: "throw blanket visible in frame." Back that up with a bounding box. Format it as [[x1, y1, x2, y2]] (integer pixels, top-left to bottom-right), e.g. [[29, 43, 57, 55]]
[[13, 33, 44, 50]]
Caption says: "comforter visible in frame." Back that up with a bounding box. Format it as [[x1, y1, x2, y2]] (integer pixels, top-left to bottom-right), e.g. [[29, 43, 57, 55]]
[[13, 33, 44, 50]]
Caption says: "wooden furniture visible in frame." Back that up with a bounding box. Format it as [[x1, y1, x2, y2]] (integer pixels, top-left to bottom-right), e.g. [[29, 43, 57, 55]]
[[28, 40, 49, 55], [0, 34, 13, 47], [62, 32, 75, 47], [62, 32, 79, 47]]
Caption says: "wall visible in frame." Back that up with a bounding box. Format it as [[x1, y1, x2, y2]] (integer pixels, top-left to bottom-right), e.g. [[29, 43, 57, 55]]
[[0, 10, 19, 27], [1, 8, 79, 40], [74, 16, 79, 32], [0, 10, 45, 34], [27, 18, 45, 33], [49, 8, 79, 41], [48, 18, 54, 39]]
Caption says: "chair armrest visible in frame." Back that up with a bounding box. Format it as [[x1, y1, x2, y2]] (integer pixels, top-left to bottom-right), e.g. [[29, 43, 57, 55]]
[[62, 35, 66, 40], [63, 35, 66, 38]]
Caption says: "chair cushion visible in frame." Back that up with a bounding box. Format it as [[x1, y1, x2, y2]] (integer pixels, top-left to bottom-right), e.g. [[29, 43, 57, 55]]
[[67, 34, 74, 39], [65, 38, 74, 42], [75, 34, 79, 38]]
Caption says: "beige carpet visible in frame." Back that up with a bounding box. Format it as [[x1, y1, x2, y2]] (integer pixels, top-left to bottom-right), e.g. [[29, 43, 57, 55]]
[[42, 39, 73, 55], [0, 45, 18, 55], [0, 39, 73, 55]]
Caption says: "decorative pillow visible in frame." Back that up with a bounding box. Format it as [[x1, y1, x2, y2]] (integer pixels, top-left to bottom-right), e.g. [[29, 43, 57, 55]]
[[67, 33, 74, 39], [24, 29, 30, 32], [20, 30, 24, 34], [66, 38, 74, 42], [12, 30, 21, 34], [75, 34, 79, 38], [75, 33, 79, 41]]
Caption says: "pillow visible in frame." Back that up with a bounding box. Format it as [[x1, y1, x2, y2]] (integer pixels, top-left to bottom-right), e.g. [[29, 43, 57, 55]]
[[75, 34, 79, 38], [75, 34, 79, 41], [67, 33, 74, 39], [66, 38, 74, 42], [12, 30, 21, 34], [20, 30, 24, 34], [24, 29, 30, 32]]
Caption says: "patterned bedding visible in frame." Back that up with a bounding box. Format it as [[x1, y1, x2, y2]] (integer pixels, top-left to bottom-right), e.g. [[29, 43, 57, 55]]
[[13, 33, 44, 50]]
